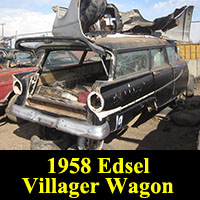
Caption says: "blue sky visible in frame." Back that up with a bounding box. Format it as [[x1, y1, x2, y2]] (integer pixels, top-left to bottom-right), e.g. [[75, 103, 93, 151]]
[[1, 0, 199, 19], [0, 0, 199, 41]]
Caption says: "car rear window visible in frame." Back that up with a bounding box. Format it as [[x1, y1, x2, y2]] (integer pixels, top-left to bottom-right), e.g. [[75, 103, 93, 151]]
[[116, 50, 149, 78], [44, 50, 83, 70]]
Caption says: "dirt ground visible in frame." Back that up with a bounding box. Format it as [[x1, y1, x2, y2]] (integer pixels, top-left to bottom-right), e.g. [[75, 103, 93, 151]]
[[0, 83, 200, 150]]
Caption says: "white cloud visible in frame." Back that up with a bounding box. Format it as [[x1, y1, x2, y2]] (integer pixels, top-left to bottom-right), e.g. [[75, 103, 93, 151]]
[[154, 0, 200, 9], [0, 8, 55, 37], [0, 1, 199, 43], [153, 0, 200, 15], [152, 0, 200, 42], [191, 23, 200, 42], [154, 1, 168, 9]]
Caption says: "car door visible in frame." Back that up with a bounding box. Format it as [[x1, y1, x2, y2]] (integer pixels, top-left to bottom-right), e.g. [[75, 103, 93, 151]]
[[151, 47, 173, 107], [166, 46, 189, 98], [93, 49, 155, 132]]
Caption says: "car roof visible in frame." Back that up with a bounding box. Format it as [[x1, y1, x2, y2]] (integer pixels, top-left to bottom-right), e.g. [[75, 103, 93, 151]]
[[94, 35, 172, 51], [15, 35, 174, 56]]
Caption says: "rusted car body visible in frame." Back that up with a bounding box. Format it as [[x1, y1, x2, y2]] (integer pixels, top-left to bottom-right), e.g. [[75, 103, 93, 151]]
[[52, 0, 193, 42], [0, 67, 37, 107], [0, 50, 37, 108], [0, 48, 8, 69], [11, 35, 188, 149]]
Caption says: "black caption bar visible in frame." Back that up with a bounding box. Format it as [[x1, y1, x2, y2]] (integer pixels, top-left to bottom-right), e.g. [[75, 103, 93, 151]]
[[1, 151, 199, 200]]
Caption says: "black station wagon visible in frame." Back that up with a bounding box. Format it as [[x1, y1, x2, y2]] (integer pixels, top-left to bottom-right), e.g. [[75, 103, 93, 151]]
[[11, 35, 189, 149]]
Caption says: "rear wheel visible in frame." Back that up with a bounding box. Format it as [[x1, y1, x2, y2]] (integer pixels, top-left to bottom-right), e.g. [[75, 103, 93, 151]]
[[32, 126, 114, 150], [77, 137, 114, 150], [31, 125, 77, 150], [197, 131, 200, 150], [39, 125, 64, 140], [186, 74, 194, 97]]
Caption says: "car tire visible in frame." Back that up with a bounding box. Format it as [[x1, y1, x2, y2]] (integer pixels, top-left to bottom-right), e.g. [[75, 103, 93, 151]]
[[39, 125, 64, 141], [197, 130, 200, 150], [69, 142, 115, 150], [5, 95, 26, 124], [31, 126, 77, 150], [186, 74, 194, 97]]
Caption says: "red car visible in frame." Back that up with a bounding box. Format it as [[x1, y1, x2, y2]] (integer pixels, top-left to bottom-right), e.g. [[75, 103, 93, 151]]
[[0, 50, 37, 121]]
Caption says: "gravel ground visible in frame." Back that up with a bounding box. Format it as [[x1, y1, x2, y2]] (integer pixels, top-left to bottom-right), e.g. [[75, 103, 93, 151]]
[[0, 83, 200, 150]]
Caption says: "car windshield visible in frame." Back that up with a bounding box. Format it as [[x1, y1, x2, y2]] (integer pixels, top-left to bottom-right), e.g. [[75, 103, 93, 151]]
[[16, 52, 36, 63], [43, 50, 83, 70]]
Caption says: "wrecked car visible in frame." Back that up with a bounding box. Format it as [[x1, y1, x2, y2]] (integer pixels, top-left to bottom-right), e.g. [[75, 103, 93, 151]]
[[10, 35, 189, 149], [0, 48, 9, 69], [0, 49, 37, 69], [8, 50, 37, 68], [52, 0, 193, 42], [0, 50, 38, 122], [10, 0, 191, 149]]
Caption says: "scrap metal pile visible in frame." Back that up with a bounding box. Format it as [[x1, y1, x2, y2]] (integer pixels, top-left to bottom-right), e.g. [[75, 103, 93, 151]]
[[52, 0, 193, 42]]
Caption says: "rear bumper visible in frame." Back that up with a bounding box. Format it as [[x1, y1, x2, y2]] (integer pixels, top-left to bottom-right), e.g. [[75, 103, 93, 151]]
[[11, 104, 110, 140]]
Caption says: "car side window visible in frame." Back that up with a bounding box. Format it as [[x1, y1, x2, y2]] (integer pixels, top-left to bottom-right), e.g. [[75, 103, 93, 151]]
[[84, 52, 111, 63], [116, 50, 149, 78], [151, 48, 167, 69], [166, 46, 180, 63]]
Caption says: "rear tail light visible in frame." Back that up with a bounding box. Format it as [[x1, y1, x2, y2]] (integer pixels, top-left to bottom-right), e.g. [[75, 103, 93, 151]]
[[78, 92, 89, 103]]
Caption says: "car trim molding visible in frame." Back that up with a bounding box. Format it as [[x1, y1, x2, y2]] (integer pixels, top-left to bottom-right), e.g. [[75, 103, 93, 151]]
[[95, 69, 184, 120]]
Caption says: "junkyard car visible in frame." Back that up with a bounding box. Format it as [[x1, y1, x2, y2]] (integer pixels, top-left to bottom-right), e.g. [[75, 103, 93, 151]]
[[8, 50, 37, 68], [10, 35, 189, 149], [0, 48, 8, 69], [0, 50, 37, 121]]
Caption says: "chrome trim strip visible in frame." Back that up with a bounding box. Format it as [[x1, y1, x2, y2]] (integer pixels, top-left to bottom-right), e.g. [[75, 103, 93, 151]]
[[95, 69, 184, 120]]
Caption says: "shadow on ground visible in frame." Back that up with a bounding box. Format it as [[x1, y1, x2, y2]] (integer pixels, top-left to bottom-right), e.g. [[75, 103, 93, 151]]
[[0, 107, 7, 127], [13, 122, 40, 140], [136, 119, 199, 150], [11, 111, 199, 150], [13, 122, 76, 150], [3, 96, 200, 150], [106, 101, 199, 150], [136, 96, 200, 150]]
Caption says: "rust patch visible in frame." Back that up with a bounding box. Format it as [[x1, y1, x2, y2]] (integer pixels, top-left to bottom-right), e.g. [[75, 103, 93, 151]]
[[27, 98, 87, 120]]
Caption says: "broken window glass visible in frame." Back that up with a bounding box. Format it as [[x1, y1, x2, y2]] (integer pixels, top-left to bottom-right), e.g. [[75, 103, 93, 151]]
[[116, 50, 149, 78], [166, 47, 180, 63], [151, 48, 167, 68]]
